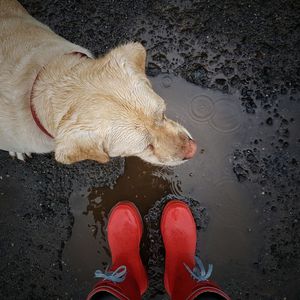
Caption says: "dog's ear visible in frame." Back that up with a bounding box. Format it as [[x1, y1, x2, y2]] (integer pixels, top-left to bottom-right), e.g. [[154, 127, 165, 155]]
[[54, 131, 110, 164], [110, 42, 146, 73]]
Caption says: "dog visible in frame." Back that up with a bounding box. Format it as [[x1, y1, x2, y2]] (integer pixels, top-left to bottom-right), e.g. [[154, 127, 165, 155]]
[[0, 0, 197, 166]]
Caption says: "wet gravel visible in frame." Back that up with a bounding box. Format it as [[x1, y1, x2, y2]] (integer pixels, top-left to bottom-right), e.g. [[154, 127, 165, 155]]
[[0, 0, 300, 299], [0, 153, 124, 299]]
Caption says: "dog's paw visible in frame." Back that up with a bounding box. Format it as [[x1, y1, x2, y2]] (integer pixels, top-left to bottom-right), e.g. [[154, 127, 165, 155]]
[[9, 151, 32, 161]]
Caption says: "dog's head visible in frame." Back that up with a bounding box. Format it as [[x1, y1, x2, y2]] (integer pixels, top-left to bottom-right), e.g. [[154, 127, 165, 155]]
[[55, 42, 197, 166]]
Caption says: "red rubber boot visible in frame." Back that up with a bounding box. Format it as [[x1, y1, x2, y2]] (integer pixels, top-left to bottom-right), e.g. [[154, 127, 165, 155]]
[[86, 202, 148, 300], [161, 200, 231, 300]]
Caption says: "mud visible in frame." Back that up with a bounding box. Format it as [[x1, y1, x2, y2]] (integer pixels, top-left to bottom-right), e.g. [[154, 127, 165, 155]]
[[1, 0, 300, 300]]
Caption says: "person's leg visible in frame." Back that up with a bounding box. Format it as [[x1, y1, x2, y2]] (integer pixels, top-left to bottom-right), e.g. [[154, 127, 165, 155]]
[[196, 293, 226, 300], [161, 200, 231, 300], [86, 202, 148, 300], [91, 292, 118, 300]]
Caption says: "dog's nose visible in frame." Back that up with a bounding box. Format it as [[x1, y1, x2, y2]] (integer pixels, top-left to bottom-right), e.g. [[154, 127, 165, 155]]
[[183, 139, 197, 160]]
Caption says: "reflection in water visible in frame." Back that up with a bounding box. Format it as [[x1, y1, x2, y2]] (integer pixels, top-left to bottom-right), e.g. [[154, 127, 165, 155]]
[[63, 75, 264, 299], [87, 158, 175, 217]]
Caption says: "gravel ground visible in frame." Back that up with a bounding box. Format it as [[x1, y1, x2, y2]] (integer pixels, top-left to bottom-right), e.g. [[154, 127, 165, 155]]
[[0, 1, 299, 299]]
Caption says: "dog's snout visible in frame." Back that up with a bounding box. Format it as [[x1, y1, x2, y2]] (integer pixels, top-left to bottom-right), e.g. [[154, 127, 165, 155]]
[[183, 139, 197, 160]]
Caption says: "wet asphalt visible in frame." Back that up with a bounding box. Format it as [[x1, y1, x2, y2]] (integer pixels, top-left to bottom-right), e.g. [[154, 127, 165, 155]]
[[0, 1, 299, 299]]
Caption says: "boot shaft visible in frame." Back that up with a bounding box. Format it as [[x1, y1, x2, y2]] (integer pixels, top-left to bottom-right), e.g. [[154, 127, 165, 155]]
[[161, 200, 231, 300]]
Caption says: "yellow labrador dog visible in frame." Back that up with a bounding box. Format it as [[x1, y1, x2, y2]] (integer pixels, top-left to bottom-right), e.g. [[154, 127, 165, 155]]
[[0, 0, 196, 166]]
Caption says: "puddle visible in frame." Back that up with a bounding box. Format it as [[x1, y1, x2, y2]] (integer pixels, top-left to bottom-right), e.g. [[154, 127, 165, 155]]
[[63, 75, 269, 298]]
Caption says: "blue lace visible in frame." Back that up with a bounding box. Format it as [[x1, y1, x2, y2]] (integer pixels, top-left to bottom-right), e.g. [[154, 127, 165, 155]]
[[184, 256, 213, 281], [94, 265, 127, 283]]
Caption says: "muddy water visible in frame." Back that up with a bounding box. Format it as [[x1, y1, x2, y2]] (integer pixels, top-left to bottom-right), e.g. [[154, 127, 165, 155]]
[[63, 75, 265, 298]]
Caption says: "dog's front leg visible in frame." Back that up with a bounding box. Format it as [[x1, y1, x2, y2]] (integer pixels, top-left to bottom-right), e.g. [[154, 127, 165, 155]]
[[9, 151, 32, 161]]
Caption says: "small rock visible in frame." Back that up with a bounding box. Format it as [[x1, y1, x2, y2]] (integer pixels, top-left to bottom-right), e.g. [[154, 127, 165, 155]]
[[146, 62, 161, 76], [266, 117, 273, 125], [188, 65, 208, 85], [215, 78, 226, 85]]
